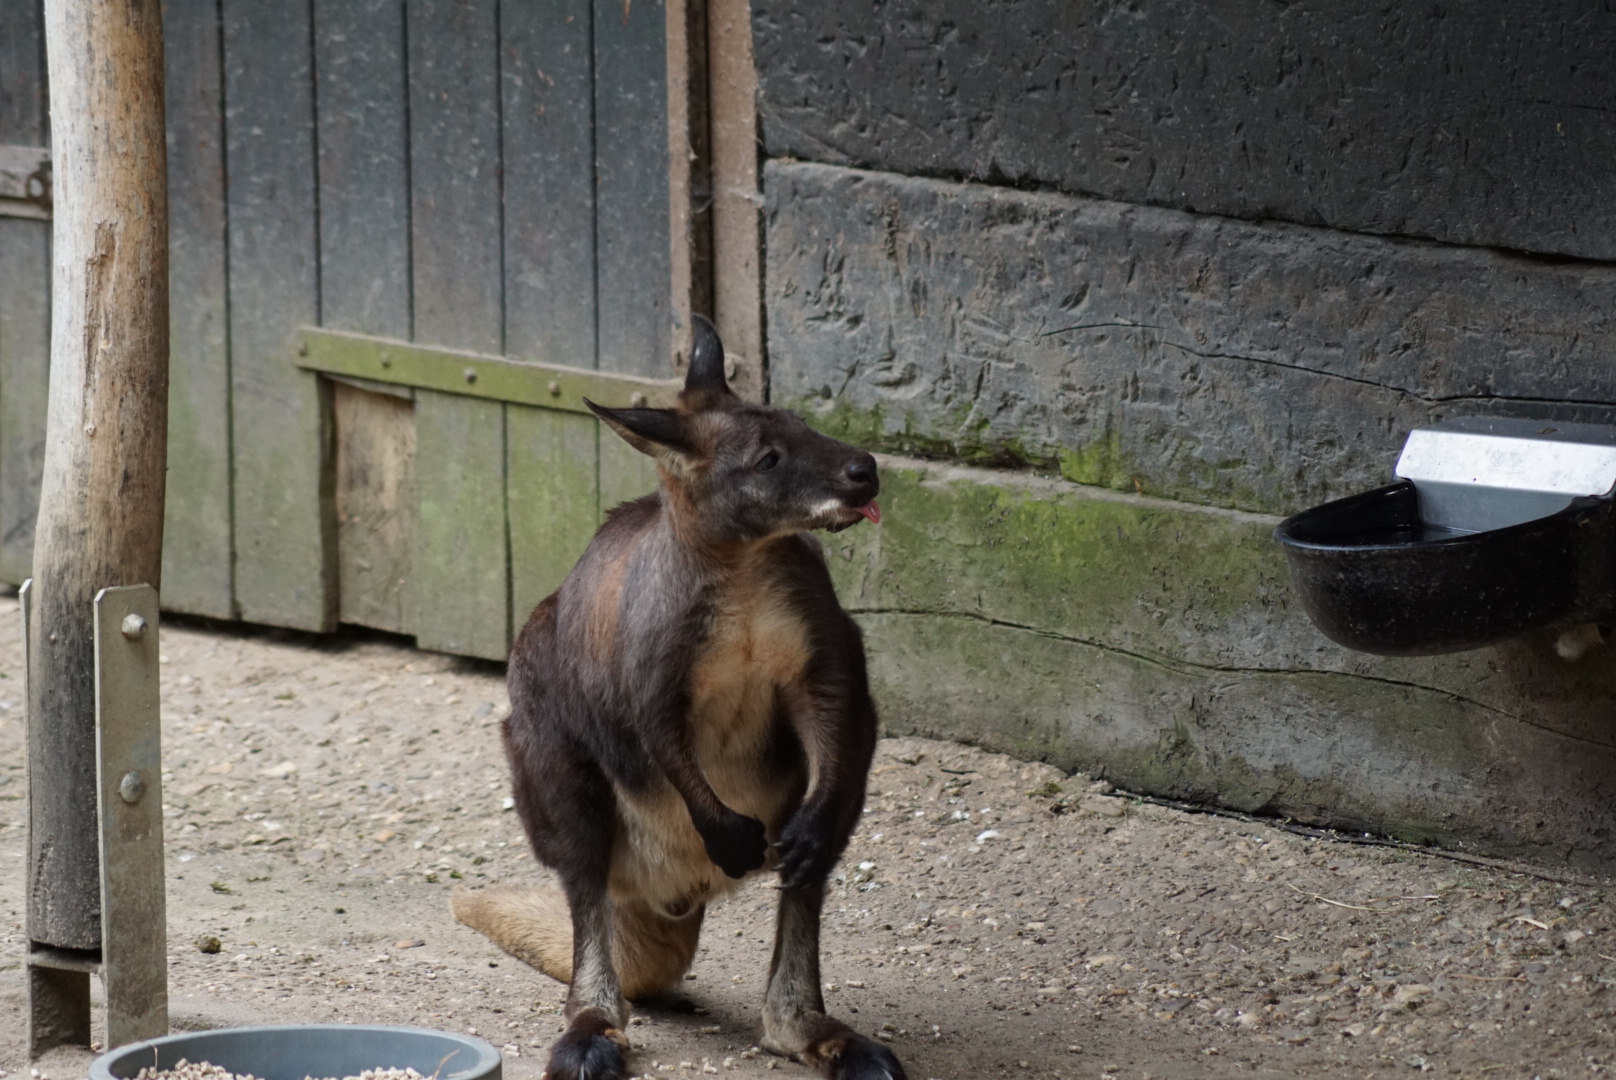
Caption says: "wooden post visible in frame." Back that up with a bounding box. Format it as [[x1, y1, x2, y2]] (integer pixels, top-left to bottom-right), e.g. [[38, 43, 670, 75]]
[[27, 0, 168, 1055], [707, 0, 764, 401], [667, 0, 713, 382]]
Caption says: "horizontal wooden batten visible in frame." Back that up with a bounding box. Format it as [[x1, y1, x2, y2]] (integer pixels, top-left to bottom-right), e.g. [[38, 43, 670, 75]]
[[295, 327, 681, 412]]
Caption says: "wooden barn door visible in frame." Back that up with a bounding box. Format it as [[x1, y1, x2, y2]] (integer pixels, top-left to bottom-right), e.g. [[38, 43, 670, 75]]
[[0, 0, 762, 661]]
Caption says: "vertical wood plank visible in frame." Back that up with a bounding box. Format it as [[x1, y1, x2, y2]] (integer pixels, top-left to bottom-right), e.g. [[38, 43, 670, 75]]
[[506, 404, 596, 637], [333, 382, 415, 633], [223, 0, 334, 631], [501, 0, 602, 634], [316, 0, 410, 338], [593, 0, 671, 378], [599, 434, 660, 519], [415, 391, 507, 656], [501, 0, 596, 367], [408, 0, 508, 659], [161, 0, 234, 618], [665, 0, 711, 387], [708, 0, 764, 401], [0, 0, 50, 584], [317, 0, 415, 631], [595, 0, 671, 510], [409, 0, 501, 354]]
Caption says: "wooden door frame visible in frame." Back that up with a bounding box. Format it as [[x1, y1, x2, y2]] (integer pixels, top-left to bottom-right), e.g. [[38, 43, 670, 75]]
[[667, 0, 764, 402]]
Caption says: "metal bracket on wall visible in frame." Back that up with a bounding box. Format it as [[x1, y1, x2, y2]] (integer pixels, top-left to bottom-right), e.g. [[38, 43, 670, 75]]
[[294, 327, 681, 412], [25, 582, 167, 1057], [0, 145, 52, 220]]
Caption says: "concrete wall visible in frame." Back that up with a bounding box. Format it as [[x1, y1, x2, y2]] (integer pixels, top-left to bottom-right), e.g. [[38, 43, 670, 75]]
[[753, 0, 1616, 260], [753, 2, 1616, 867]]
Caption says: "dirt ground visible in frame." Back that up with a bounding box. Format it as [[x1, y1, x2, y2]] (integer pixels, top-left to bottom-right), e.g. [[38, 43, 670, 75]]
[[4, 593, 1616, 1080]]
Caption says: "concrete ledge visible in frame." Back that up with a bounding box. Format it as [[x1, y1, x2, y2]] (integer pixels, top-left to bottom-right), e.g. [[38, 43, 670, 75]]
[[766, 161, 1616, 519], [833, 455, 1616, 868]]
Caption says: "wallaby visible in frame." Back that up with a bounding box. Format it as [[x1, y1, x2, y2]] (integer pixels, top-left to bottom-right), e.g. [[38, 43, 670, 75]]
[[452, 316, 906, 1080]]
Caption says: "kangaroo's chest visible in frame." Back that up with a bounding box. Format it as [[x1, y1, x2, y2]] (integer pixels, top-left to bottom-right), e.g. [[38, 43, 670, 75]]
[[608, 574, 811, 913], [687, 583, 810, 762]]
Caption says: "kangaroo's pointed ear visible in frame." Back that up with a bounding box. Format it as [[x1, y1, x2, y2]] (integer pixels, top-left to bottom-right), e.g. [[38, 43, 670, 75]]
[[683, 314, 732, 400], [585, 399, 694, 459]]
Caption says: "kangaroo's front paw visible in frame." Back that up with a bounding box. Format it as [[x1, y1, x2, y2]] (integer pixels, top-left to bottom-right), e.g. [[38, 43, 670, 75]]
[[776, 808, 838, 889], [546, 1007, 630, 1080], [699, 810, 768, 878]]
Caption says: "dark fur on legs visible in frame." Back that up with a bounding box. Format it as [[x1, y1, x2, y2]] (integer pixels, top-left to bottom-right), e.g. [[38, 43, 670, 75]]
[[762, 882, 909, 1080]]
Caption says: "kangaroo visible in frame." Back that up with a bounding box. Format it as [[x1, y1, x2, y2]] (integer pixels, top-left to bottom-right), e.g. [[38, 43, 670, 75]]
[[451, 316, 906, 1080]]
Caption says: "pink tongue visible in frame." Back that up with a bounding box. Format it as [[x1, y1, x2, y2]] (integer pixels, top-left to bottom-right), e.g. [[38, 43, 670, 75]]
[[857, 500, 882, 525]]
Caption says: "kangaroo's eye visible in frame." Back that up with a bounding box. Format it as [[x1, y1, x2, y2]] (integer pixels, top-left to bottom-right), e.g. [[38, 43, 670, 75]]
[[756, 451, 780, 472]]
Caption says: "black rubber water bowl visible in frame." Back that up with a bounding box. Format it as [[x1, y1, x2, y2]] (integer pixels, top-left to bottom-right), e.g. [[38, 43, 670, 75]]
[[1275, 480, 1616, 656]]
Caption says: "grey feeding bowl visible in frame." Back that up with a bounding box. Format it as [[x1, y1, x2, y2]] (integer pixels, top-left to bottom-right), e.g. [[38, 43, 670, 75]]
[[90, 1025, 501, 1080]]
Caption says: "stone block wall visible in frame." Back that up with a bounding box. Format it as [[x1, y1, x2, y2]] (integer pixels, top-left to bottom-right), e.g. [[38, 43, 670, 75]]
[[752, 1, 1616, 867]]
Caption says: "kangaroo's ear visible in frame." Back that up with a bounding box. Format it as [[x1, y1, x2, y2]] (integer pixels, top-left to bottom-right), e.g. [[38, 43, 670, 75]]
[[585, 399, 694, 459], [683, 313, 732, 400]]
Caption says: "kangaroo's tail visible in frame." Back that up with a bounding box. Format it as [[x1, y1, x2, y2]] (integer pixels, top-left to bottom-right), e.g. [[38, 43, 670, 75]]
[[450, 885, 703, 1000]]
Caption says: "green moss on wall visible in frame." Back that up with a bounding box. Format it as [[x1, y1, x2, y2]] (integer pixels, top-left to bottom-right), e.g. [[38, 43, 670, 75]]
[[815, 453, 1616, 870]]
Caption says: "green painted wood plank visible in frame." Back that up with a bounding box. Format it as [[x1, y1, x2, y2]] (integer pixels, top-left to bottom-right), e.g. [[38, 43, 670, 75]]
[[415, 390, 508, 658], [598, 434, 661, 519], [223, 0, 334, 631], [0, 219, 48, 584], [501, 1, 602, 631], [507, 405, 598, 641], [160, 0, 233, 618], [593, 0, 671, 377], [296, 327, 678, 411], [0, 0, 49, 585], [407, 0, 508, 658]]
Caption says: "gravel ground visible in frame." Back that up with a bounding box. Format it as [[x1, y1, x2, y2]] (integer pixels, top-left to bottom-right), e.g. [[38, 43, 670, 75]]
[[4, 594, 1616, 1079]]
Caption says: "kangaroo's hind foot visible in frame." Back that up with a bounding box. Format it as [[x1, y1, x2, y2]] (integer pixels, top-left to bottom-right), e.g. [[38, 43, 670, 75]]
[[765, 1016, 907, 1080], [546, 1005, 631, 1080]]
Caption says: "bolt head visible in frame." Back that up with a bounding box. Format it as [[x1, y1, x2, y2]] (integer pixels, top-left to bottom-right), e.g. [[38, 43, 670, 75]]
[[464, 368, 478, 384], [121, 613, 148, 639], [630, 392, 648, 408], [118, 770, 146, 804], [548, 380, 562, 397]]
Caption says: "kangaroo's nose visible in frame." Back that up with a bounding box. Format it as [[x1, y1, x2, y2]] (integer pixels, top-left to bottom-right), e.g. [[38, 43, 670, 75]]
[[845, 454, 877, 486]]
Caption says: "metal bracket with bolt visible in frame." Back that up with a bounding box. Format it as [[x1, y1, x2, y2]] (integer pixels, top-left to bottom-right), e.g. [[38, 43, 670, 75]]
[[25, 581, 168, 1055]]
